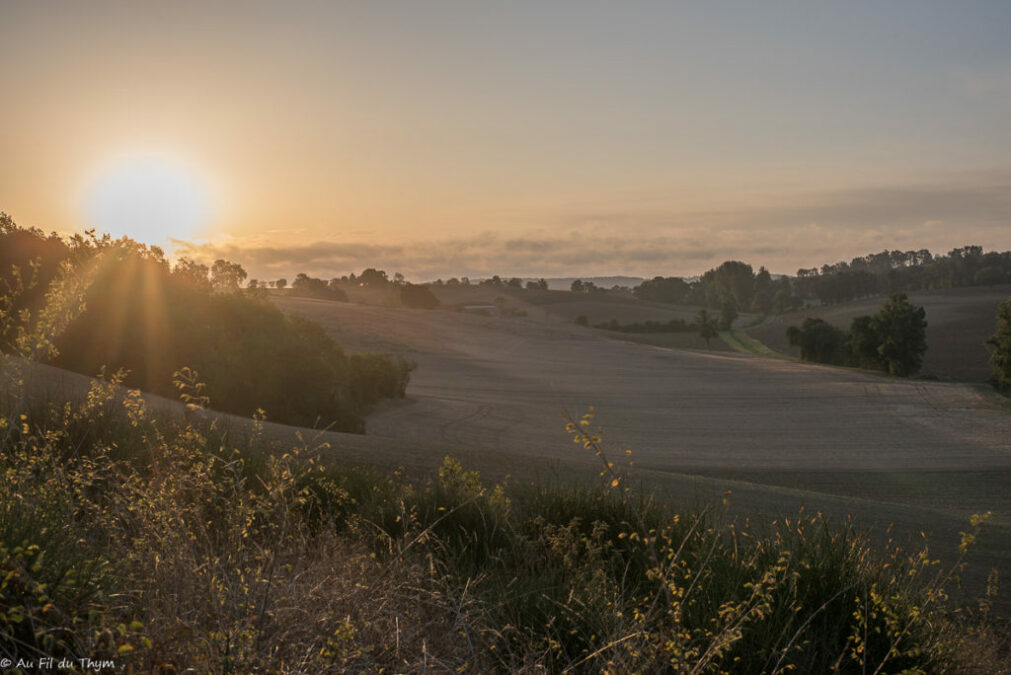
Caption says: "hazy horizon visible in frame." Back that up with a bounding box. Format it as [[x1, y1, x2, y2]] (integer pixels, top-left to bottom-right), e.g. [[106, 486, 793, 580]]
[[2, 1, 1009, 280]]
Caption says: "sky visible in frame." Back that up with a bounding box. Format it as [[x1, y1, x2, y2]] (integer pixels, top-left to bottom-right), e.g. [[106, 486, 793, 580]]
[[1, 1, 1009, 280]]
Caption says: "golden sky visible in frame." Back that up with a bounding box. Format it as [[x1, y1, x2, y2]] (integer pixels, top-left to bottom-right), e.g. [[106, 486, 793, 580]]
[[2, 2, 1009, 280]]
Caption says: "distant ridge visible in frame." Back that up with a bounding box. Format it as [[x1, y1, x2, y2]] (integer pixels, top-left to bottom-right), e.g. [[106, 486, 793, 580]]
[[540, 276, 645, 291]]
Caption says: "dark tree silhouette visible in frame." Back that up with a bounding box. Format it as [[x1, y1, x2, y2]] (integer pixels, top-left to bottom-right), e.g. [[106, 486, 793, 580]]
[[399, 282, 440, 309], [358, 268, 389, 287], [786, 318, 847, 364], [848, 294, 928, 376], [719, 301, 738, 331], [634, 276, 692, 304], [210, 259, 247, 292], [695, 309, 719, 348], [871, 294, 928, 376], [291, 272, 348, 301], [986, 299, 1011, 388]]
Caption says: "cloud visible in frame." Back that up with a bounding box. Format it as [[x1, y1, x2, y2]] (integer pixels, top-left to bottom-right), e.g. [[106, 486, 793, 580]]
[[172, 171, 1011, 280]]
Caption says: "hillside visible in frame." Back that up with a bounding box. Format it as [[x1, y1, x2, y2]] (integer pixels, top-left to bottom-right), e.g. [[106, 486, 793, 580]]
[[747, 285, 1011, 381], [274, 295, 1011, 610]]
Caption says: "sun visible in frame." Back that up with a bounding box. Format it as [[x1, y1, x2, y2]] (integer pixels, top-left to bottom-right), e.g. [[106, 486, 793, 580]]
[[86, 156, 212, 246]]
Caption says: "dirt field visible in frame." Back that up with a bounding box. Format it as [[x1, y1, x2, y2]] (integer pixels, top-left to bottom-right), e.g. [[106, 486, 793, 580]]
[[275, 295, 1011, 605], [16, 293, 1011, 607], [748, 285, 1011, 381]]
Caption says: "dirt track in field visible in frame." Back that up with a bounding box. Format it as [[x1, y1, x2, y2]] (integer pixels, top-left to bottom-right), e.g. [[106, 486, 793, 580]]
[[278, 295, 1011, 604]]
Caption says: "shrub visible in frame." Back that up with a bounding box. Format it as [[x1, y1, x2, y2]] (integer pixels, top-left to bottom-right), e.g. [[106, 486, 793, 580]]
[[986, 298, 1011, 389], [291, 272, 349, 301], [399, 283, 440, 309], [849, 293, 928, 376], [787, 317, 849, 365]]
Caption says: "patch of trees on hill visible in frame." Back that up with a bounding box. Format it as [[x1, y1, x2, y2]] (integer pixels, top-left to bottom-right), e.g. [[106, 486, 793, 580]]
[[787, 294, 928, 376], [288, 272, 349, 301], [634, 262, 781, 314], [0, 214, 411, 431], [633, 246, 1011, 315]]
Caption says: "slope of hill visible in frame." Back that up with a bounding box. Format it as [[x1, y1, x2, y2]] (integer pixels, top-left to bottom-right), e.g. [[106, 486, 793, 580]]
[[747, 285, 1011, 381], [15, 289, 1011, 614], [273, 295, 1011, 604]]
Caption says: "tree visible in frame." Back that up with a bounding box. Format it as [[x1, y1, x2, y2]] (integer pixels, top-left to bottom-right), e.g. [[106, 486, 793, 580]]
[[786, 318, 847, 364], [172, 258, 211, 291], [399, 283, 440, 309], [849, 294, 928, 376], [986, 299, 1011, 388], [974, 266, 1006, 287], [719, 301, 738, 331], [275, 278, 287, 290], [848, 315, 880, 370], [570, 280, 584, 293], [210, 259, 247, 292], [874, 294, 928, 376], [292, 272, 348, 301], [633, 276, 692, 304], [358, 268, 389, 288], [700, 261, 755, 311], [695, 309, 719, 348]]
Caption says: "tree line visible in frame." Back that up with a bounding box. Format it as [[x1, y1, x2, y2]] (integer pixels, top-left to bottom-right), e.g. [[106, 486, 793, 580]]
[[632, 246, 1010, 315]]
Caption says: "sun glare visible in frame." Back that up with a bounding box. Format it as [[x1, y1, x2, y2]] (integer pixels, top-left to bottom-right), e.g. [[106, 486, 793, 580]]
[[86, 156, 211, 246]]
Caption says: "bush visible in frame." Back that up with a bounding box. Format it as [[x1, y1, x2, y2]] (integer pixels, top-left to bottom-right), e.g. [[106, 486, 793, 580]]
[[290, 272, 349, 301], [399, 283, 440, 309], [986, 298, 1011, 389], [849, 293, 928, 376], [787, 318, 849, 365], [348, 353, 413, 404]]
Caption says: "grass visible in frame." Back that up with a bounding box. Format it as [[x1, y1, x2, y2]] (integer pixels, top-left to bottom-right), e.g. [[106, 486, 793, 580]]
[[718, 329, 779, 357], [0, 374, 1007, 673]]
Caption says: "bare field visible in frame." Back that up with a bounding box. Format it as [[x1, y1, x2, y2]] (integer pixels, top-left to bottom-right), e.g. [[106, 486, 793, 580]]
[[274, 295, 1011, 603], [748, 285, 1011, 381]]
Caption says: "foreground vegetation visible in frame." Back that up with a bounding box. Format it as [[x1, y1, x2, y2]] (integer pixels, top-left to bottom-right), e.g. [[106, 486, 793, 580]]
[[0, 369, 1006, 672]]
